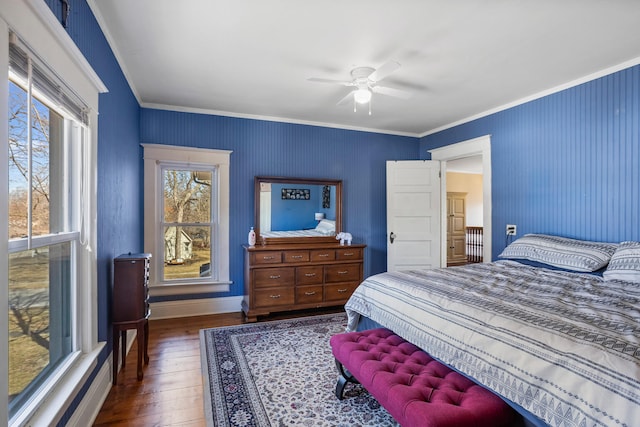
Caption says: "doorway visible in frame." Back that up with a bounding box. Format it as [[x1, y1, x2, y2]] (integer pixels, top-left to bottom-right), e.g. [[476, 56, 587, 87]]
[[446, 156, 484, 265], [429, 135, 492, 267]]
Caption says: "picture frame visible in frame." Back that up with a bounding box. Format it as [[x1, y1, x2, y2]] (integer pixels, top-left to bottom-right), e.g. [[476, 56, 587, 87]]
[[281, 188, 310, 200]]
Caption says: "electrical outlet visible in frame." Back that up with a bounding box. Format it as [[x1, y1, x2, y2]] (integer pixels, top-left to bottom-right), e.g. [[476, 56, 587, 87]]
[[506, 224, 517, 236]]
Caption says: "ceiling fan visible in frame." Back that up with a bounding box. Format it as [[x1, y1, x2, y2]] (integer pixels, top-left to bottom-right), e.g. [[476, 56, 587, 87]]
[[308, 60, 411, 115]]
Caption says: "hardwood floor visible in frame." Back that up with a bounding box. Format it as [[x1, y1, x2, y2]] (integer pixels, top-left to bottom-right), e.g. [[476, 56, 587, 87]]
[[93, 308, 341, 426]]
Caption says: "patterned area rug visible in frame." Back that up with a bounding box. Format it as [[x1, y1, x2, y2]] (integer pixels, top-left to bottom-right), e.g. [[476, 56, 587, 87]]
[[199, 313, 398, 426]]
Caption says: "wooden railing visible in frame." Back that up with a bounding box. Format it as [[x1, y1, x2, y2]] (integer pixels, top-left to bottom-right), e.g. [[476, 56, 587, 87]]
[[466, 226, 483, 263]]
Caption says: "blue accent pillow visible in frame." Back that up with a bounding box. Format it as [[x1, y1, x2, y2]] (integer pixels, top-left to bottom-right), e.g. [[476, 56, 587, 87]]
[[501, 258, 606, 276], [499, 234, 617, 273], [603, 241, 640, 284]]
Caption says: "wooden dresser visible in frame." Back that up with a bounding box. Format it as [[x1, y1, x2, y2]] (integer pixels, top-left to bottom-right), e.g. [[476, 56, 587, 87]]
[[242, 243, 365, 322]]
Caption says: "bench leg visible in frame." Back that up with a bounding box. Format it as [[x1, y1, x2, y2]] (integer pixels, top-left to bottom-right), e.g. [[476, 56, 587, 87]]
[[336, 373, 348, 400], [334, 358, 360, 400]]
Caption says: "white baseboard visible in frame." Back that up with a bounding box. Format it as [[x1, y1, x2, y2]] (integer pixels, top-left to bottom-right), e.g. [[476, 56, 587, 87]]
[[66, 355, 111, 427], [150, 295, 243, 319], [67, 327, 137, 426]]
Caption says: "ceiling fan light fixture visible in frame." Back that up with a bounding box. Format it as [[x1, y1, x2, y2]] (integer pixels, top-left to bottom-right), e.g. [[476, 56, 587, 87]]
[[354, 88, 372, 104]]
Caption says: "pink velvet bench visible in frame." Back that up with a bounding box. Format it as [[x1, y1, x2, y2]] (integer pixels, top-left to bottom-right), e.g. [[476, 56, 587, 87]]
[[329, 328, 520, 427]]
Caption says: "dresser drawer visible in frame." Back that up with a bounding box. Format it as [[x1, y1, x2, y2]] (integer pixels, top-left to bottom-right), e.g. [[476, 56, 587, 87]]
[[296, 285, 323, 304], [284, 250, 310, 263], [254, 287, 295, 308], [253, 268, 294, 287], [243, 244, 366, 322], [324, 264, 361, 283], [325, 282, 358, 302], [296, 266, 323, 285], [336, 248, 362, 260], [252, 251, 283, 264], [310, 249, 336, 262]]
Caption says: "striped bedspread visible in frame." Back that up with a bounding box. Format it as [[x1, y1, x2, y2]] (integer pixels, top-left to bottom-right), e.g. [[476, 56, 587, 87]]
[[344, 261, 640, 427]]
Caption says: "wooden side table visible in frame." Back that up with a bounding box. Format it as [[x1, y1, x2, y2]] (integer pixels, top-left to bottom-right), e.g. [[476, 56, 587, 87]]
[[112, 253, 151, 384]]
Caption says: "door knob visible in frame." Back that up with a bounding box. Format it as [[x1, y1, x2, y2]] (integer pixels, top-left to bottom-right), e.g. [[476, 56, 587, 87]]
[[389, 232, 396, 244]]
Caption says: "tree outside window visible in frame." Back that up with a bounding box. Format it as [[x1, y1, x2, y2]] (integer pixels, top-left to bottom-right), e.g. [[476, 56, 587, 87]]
[[162, 168, 213, 280], [7, 79, 73, 411]]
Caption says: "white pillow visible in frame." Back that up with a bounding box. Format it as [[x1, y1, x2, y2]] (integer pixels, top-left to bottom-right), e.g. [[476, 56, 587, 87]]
[[603, 241, 640, 284], [499, 234, 617, 272], [314, 219, 335, 235]]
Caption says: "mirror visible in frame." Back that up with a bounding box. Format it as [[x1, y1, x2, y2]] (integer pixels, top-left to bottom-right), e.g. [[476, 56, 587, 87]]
[[254, 176, 342, 245]]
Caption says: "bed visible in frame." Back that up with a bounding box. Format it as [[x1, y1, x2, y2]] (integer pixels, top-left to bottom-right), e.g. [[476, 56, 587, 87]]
[[344, 235, 640, 427], [260, 218, 336, 238]]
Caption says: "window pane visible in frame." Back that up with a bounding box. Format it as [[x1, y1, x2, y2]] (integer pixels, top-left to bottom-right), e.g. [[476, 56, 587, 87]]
[[8, 242, 73, 415], [163, 169, 211, 223], [163, 226, 211, 280], [8, 81, 64, 239], [30, 95, 52, 236], [8, 81, 29, 238]]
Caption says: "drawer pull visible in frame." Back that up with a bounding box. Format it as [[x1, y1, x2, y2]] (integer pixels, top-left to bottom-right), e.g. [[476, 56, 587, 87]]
[[263, 256, 275, 260], [318, 253, 329, 257], [337, 288, 348, 293], [291, 255, 303, 259], [343, 252, 354, 256], [270, 294, 281, 299], [304, 273, 316, 277], [337, 270, 349, 274], [304, 291, 317, 296], [269, 275, 281, 279]]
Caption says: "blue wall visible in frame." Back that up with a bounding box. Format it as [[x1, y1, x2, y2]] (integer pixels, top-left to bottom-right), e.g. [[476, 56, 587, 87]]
[[140, 109, 420, 299], [45, 0, 142, 335], [421, 65, 640, 259], [44, 1, 142, 424]]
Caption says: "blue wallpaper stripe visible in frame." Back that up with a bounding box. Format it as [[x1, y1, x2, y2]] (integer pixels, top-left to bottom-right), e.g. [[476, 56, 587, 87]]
[[140, 110, 420, 300], [422, 64, 640, 258], [43, 0, 143, 425]]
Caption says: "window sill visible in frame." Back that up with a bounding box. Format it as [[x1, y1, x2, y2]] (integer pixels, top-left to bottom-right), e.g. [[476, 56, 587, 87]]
[[149, 281, 232, 297], [12, 342, 105, 427]]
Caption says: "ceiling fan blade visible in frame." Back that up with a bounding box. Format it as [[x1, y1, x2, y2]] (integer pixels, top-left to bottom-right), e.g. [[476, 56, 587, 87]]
[[368, 60, 401, 82], [307, 77, 353, 86], [337, 90, 355, 106], [372, 85, 411, 99]]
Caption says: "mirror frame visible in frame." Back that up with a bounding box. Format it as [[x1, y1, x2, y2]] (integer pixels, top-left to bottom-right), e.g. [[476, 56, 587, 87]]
[[254, 176, 342, 245]]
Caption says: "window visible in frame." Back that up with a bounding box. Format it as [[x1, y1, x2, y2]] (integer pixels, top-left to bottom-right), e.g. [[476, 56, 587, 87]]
[[7, 74, 78, 418], [143, 144, 231, 296], [2, 3, 105, 425], [162, 167, 214, 281]]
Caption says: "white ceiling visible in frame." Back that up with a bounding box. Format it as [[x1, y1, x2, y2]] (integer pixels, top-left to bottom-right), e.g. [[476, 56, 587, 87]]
[[88, 0, 640, 137], [447, 156, 483, 174]]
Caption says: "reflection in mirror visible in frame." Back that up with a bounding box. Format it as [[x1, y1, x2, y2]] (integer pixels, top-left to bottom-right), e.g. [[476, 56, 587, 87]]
[[259, 183, 336, 232], [255, 177, 342, 245]]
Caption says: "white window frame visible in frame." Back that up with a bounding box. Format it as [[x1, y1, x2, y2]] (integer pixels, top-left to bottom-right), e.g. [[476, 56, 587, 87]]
[[1, 1, 107, 426], [143, 144, 232, 297]]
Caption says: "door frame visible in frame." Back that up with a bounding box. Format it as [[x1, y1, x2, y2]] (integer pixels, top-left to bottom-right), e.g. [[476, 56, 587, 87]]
[[429, 135, 492, 267]]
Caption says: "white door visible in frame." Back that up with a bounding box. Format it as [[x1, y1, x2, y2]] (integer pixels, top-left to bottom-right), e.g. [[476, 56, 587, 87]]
[[386, 160, 441, 272]]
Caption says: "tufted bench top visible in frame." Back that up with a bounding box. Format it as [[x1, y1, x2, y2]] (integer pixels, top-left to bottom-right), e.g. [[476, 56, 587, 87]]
[[330, 327, 519, 427]]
